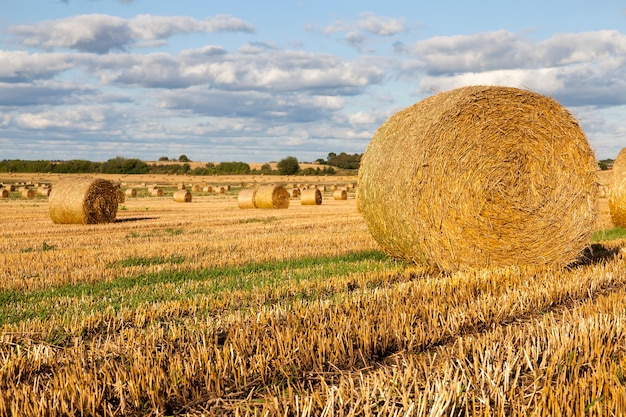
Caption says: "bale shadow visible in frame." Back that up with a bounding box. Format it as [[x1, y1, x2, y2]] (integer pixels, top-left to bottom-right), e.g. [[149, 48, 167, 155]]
[[115, 217, 157, 223], [572, 243, 622, 268]]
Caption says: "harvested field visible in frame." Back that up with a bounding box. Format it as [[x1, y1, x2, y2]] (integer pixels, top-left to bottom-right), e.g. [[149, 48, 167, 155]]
[[0, 172, 624, 416]]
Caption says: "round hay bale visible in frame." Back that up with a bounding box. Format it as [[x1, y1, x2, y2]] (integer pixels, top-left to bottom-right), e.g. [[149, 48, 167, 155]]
[[217, 186, 226, 194], [254, 185, 290, 209], [150, 188, 163, 197], [192, 184, 202, 192], [38, 187, 51, 197], [358, 85, 598, 271], [203, 185, 213, 193], [237, 188, 257, 209], [49, 177, 118, 224], [0, 189, 8, 198], [125, 188, 137, 198], [333, 189, 348, 200], [301, 188, 322, 205], [173, 189, 192, 202], [290, 188, 301, 199], [609, 148, 626, 227], [21, 188, 35, 199]]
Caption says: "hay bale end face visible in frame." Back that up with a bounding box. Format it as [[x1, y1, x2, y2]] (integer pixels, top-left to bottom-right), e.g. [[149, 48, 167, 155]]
[[609, 148, 626, 227], [254, 185, 290, 209], [49, 177, 118, 224], [358, 85, 598, 271], [300, 188, 322, 205], [237, 188, 257, 209], [173, 189, 192, 202], [0, 189, 8, 198], [21, 188, 36, 199]]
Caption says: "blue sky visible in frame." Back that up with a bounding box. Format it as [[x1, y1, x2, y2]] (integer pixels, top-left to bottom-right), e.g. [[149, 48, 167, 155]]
[[0, 0, 625, 162]]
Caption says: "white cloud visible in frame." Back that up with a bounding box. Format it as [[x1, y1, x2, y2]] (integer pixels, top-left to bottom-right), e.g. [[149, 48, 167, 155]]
[[9, 14, 254, 53]]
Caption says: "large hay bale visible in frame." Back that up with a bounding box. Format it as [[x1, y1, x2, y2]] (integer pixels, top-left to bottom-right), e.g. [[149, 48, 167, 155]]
[[254, 185, 290, 209], [49, 177, 118, 224], [21, 188, 35, 199], [173, 189, 192, 202], [358, 85, 598, 271], [333, 189, 348, 200], [300, 188, 322, 205], [237, 188, 257, 209], [125, 188, 137, 198], [150, 188, 163, 197], [609, 148, 626, 227]]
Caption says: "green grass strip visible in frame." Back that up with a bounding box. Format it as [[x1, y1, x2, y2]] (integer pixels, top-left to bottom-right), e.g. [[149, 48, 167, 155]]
[[591, 227, 626, 243], [0, 250, 391, 325]]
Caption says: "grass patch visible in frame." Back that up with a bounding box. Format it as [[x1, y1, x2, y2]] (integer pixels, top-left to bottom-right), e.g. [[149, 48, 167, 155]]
[[591, 227, 626, 242], [0, 250, 393, 325]]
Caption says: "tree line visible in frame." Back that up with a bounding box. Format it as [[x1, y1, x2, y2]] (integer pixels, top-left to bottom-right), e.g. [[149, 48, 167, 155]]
[[0, 153, 362, 175]]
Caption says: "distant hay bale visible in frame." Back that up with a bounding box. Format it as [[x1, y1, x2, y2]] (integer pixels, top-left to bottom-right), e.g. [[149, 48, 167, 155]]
[[49, 177, 118, 224], [237, 188, 257, 209], [254, 185, 290, 209], [192, 184, 202, 192], [300, 188, 322, 205], [0, 189, 8, 198], [609, 148, 626, 227], [21, 188, 35, 199], [38, 187, 51, 197], [173, 189, 192, 202], [217, 186, 226, 194], [203, 185, 213, 193], [125, 188, 137, 198], [333, 189, 348, 200], [358, 85, 598, 271], [150, 188, 163, 197], [290, 188, 301, 199]]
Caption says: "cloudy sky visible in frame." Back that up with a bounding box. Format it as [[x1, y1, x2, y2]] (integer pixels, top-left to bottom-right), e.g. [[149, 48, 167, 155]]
[[1, 0, 625, 162]]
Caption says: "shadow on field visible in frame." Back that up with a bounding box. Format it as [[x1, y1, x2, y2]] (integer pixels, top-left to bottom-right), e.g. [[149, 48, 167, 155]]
[[114, 217, 157, 223], [574, 243, 622, 267]]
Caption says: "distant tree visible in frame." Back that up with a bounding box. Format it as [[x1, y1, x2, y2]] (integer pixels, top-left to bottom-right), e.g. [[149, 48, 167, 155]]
[[327, 152, 361, 170], [277, 156, 300, 175], [101, 157, 149, 174], [215, 161, 251, 175], [315, 158, 327, 165], [178, 154, 190, 162], [260, 163, 273, 174], [158, 156, 169, 161]]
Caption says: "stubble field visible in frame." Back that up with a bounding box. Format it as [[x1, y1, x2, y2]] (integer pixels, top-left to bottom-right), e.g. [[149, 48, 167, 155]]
[[1, 171, 626, 416]]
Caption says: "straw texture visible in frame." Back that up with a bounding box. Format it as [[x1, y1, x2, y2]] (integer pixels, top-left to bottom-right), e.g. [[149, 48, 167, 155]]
[[49, 177, 118, 224], [237, 188, 257, 209], [333, 189, 348, 200], [301, 189, 322, 205], [609, 148, 626, 227], [255, 185, 290, 209], [358, 85, 598, 271], [173, 189, 192, 202]]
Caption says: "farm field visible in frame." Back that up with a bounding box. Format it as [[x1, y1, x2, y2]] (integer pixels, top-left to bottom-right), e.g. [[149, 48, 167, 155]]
[[1, 171, 626, 416]]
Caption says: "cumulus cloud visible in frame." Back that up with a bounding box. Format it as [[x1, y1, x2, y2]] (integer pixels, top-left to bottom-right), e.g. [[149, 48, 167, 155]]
[[8, 14, 254, 53]]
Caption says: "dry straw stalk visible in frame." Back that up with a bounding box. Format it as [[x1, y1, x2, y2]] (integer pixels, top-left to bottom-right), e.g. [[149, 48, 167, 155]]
[[173, 189, 192, 202], [49, 177, 118, 224], [358, 85, 598, 271], [609, 147, 626, 227], [254, 185, 290, 209], [301, 188, 322, 205]]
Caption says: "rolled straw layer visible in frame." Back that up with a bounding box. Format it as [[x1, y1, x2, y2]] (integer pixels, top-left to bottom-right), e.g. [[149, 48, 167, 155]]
[[49, 177, 118, 224], [358, 85, 598, 271], [237, 188, 257, 209], [609, 148, 626, 227], [173, 189, 192, 202], [300, 188, 322, 205], [254, 185, 290, 209]]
